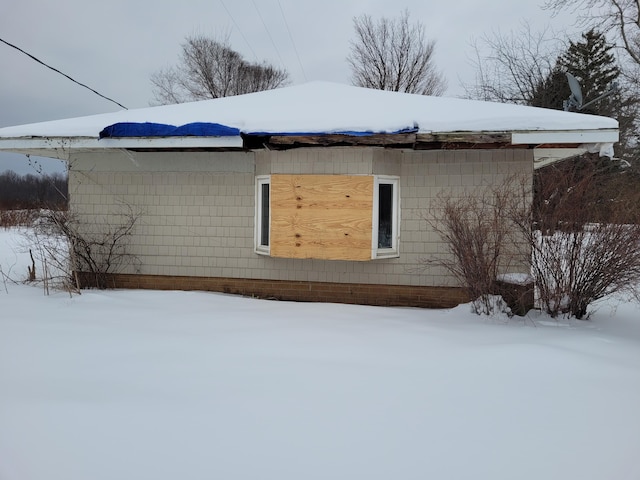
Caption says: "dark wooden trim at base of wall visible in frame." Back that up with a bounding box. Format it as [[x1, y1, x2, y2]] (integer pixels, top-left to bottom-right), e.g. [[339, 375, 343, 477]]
[[78, 273, 470, 308]]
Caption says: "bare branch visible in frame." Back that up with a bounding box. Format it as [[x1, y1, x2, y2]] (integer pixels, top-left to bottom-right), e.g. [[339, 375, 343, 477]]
[[151, 34, 290, 105], [513, 156, 640, 318], [544, 0, 640, 65], [28, 207, 142, 290], [464, 22, 563, 104], [347, 10, 447, 95], [423, 182, 524, 315]]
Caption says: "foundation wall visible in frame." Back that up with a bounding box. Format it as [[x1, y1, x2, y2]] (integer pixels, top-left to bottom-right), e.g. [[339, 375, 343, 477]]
[[79, 273, 471, 308]]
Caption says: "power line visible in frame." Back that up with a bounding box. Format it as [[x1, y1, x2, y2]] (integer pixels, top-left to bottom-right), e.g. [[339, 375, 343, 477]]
[[218, 0, 259, 60], [250, 0, 287, 69], [277, 0, 307, 81], [0, 37, 128, 110]]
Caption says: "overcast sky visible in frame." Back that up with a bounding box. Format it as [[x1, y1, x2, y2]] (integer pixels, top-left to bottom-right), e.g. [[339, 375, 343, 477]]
[[0, 0, 577, 174]]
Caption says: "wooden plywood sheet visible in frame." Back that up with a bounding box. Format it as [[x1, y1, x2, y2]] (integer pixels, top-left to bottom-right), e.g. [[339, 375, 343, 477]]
[[270, 175, 373, 261]]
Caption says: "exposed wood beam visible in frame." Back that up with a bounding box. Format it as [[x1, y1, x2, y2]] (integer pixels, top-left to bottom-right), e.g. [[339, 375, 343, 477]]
[[415, 132, 511, 144], [266, 133, 417, 147]]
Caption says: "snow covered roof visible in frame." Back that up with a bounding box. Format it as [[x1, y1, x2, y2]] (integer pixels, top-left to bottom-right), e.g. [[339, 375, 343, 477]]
[[0, 81, 618, 158]]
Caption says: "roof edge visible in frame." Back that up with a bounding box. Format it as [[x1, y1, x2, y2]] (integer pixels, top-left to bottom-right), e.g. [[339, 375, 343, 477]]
[[0, 136, 244, 151], [512, 129, 619, 145]]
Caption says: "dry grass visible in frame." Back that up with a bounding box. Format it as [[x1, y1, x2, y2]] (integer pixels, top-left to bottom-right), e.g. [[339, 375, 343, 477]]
[[0, 209, 40, 229]]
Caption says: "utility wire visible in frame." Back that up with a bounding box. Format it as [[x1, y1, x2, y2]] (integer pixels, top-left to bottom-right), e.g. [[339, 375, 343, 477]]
[[277, 0, 307, 81], [250, 0, 287, 69], [0, 37, 128, 110], [219, 0, 259, 60]]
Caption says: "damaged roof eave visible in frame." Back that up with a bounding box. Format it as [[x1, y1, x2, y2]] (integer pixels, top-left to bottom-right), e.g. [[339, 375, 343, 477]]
[[0, 135, 245, 158], [419, 128, 619, 145], [0, 127, 619, 160]]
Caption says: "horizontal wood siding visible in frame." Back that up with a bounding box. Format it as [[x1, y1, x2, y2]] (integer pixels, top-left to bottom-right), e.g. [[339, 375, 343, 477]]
[[270, 174, 373, 261]]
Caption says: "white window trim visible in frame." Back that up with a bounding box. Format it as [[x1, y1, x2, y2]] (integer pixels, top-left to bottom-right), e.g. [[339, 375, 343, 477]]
[[255, 175, 271, 255], [372, 175, 400, 259], [256, 174, 399, 259]]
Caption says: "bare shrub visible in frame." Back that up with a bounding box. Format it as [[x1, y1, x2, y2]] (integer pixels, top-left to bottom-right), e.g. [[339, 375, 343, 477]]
[[1, 209, 40, 229], [511, 158, 640, 319], [425, 184, 522, 315], [425, 165, 640, 319], [534, 224, 640, 318], [28, 207, 141, 290]]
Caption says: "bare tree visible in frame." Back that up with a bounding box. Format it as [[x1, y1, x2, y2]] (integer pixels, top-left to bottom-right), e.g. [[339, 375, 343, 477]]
[[347, 10, 447, 95], [151, 34, 289, 105], [464, 23, 563, 104], [545, 0, 640, 66], [0, 171, 68, 211]]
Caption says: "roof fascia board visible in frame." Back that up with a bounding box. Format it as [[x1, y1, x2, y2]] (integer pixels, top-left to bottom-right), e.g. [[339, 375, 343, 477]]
[[512, 129, 619, 145], [0, 136, 244, 151]]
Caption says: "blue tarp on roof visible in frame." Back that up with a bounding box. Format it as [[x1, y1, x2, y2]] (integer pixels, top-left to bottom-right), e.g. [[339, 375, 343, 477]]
[[99, 122, 241, 139], [246, 127, 419, 136], [99, 122, 419, 139]]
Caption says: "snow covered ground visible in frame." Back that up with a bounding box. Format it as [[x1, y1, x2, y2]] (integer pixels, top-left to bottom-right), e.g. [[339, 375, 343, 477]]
[[1, 228, 639, 480]]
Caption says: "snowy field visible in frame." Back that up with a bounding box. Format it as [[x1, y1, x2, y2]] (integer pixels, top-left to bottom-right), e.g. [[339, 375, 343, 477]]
[[1, 227, 639, 480]]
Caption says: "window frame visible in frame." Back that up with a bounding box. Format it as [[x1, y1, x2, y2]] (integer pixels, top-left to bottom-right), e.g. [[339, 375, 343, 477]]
[[255, 174, 399, 259], [372, 175, 400, 259], [255, 175, 271, 255]]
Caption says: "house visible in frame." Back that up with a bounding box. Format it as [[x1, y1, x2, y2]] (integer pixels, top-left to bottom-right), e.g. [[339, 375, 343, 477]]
[[0, 82, 618, 308]]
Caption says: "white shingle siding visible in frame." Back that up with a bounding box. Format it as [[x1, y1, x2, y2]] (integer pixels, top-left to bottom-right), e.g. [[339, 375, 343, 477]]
[[68, 147, 532, 287]]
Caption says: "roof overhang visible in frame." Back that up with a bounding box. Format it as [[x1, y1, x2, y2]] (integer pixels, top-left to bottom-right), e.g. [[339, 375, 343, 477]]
[[511, 129, 619, 145], [0, 128, 619, 165], [0, 81, 620, 162], [0, 135, 244, 158]]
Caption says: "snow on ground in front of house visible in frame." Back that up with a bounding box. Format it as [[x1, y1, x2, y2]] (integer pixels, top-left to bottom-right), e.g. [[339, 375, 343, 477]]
[[1, 228, 639, 480]]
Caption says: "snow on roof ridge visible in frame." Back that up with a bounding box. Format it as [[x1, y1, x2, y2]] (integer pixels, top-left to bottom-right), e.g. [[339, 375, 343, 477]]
[[0, 81, 619, 141]]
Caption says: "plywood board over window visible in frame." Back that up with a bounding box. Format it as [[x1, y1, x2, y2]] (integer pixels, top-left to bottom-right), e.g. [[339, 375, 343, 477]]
[[270, 175, 373, 261]]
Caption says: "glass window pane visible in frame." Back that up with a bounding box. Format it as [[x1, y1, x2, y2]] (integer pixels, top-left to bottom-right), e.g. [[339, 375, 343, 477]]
[[260, 183, 269, 246], [378, 183, 393, 248]]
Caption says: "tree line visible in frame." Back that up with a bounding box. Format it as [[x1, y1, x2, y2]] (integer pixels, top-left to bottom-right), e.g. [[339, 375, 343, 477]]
[[0, 170, 68, 210], [150, 10, 447, 104]]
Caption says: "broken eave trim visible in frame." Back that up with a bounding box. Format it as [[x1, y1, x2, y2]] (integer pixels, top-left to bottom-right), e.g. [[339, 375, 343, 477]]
[[256, 132, 417, 148], [0, 128, 619, 154], [415, 131, 512, 144], [416, 128, 619, 146], [533, 147, 590, 169], [252, 130, 517, 149], [0, 135, 245, 151]]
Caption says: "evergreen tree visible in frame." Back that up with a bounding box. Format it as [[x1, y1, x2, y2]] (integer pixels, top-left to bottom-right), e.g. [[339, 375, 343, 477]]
[[529, 65, 570, 110], [531, 29, 638, 164], [557, 28, 620, 117], [533, 29, 640, 224]]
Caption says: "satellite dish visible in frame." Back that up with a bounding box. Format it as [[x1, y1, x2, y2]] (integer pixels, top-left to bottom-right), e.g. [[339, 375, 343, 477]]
[[564, 72, 583, 111], [563, 71, 618, 112]]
